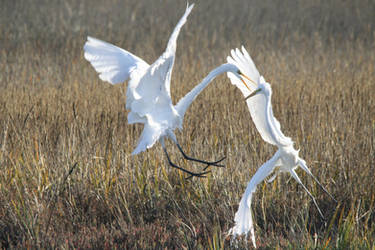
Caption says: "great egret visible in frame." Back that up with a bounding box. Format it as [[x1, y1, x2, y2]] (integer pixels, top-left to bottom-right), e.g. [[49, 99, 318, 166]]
[[83, 4, 249, 178], [227, 47, 336, 247]]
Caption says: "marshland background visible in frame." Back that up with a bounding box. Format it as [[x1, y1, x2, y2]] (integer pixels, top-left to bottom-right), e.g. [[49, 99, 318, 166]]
[[0, 0, 374, 248]]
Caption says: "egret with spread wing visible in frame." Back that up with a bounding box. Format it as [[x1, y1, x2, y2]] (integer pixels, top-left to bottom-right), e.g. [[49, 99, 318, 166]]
[[227, 47, 336, 247], [84, 4, 248, 178]]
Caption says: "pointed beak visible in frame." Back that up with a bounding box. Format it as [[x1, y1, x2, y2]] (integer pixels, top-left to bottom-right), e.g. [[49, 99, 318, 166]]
[[239, 77, 251, 91], [241, 74, 257, 85], [236, 71, 258, 96], [245, 88, 262, 100]]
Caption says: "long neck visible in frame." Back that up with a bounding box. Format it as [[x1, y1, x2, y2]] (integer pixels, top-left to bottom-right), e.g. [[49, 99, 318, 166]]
[[264, 91, 279, 144], [175, 63, 236, 119]]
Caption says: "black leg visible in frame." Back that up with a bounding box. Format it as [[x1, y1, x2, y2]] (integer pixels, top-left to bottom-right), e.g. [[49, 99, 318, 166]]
[[163, 147, 210, 179], [310, 174, 337, 203], [176, 144, 226, 171]]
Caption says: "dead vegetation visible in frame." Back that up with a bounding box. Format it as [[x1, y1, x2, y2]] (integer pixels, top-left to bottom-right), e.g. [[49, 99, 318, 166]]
[[0, 0, 374, 248]]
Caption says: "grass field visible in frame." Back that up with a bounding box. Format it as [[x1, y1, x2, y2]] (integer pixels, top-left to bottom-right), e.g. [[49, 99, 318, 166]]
[[1, 0, 374, 248]]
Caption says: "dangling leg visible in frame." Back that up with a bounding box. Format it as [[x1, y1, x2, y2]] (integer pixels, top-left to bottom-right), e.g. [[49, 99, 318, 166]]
[[176, 143, 225, 171], [298, 160, 337, 202], [307, 172, 337, 202], [290, 170, 325, 220], [161, 139, 210, 179]]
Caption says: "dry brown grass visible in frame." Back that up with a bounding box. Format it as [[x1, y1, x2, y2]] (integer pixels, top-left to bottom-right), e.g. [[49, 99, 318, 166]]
[[1, 0, 374, 248]]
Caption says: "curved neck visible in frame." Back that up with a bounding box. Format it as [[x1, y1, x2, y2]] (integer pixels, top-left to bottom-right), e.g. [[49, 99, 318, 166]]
[[175, 63, 237, 118]]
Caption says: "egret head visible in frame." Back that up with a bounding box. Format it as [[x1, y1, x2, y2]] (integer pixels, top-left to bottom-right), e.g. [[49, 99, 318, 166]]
[[235, 69, 256, 92], [225, 64, 255, 93], [223, 64, 250, 84]]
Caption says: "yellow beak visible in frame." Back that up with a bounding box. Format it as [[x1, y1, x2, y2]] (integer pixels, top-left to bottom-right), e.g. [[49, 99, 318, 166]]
[[241, 74, 257, 85], [239, 76, 251, 91], [237, 72, 256, 92], [236, 70, 258, 93]]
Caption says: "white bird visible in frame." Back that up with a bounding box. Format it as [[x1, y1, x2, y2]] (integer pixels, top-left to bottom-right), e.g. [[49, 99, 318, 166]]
[[227, 47, 336, 248], [83, 4, 249, 178]]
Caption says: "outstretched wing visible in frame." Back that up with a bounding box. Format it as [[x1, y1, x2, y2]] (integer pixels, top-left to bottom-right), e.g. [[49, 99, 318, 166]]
[[131, 3, 194, 103], [84, 36, 149, 84], [227, 46, 260, 95], [227, 47, 293, 147], [229, 150, 281, 248], [126, 4, 194, 154], [157, 2, 194, 97], [128, 3, 194, 123]]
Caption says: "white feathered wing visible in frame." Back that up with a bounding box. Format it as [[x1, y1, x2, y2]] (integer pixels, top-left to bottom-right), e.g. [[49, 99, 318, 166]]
[[83, 36, 149, 85], [84, 4, 194, 154], [230, 150, 281, 248], [227, 47, 293, 147]]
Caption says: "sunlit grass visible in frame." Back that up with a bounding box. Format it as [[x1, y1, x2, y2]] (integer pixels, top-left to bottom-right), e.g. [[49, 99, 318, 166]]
[[0, 0, 374, 248]]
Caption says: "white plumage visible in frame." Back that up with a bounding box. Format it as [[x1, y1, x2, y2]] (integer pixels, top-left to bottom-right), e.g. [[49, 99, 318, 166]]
[[84, 4, 249, 177], [227, 47, 336, 248], [227, 47, 293, 147]]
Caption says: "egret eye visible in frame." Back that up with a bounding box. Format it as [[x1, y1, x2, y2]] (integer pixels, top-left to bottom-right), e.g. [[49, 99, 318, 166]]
[[237, 70, 241, 74]]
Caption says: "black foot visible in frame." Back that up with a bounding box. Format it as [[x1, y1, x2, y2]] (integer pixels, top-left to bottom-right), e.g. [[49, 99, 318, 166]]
[[202, 156, 226, 171], [163, 147, 211, 179], [176, 144, 226, 171], [185, 170, 211, 180], [170, 159, 211, 180]]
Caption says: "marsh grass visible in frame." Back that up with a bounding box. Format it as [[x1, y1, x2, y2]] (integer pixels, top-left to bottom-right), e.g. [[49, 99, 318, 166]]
[[0, 0, 374, 248]]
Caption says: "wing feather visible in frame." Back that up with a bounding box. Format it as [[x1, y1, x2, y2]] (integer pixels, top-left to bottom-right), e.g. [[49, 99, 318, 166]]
[[145, 3, 194, 97], [227, 47, 293, 146], [230, 150, 281, 248], [85, 4, 194, 155], [84, 36, 149, 84], [127, 4, 193, 122], [227, 48, 260, 94]]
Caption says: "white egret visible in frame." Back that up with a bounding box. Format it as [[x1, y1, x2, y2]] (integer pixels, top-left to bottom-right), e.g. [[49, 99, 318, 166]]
[[227, 47, 336, 247], [83, 4, 249, 178]]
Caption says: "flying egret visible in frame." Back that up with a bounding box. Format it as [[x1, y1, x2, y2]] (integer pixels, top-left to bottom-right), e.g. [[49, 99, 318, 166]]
[[83, 4, 249, 178], [227, 47, 336, 247]]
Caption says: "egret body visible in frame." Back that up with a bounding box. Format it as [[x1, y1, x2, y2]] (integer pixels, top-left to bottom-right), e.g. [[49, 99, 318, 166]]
[[227, 47, 336, 247], [84, 4, 248, 178]]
